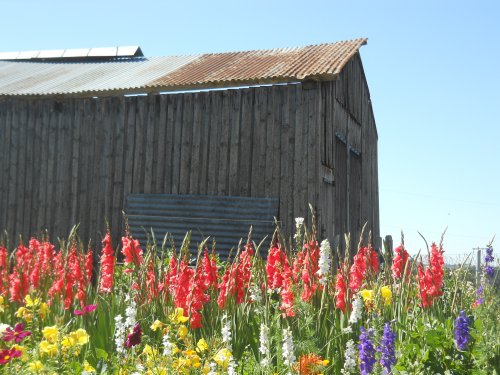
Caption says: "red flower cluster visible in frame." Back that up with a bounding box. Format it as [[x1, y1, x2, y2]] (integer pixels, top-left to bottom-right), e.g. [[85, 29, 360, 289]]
[[348, 246, 379, 292], [121, 236, 143, 272], [99, 233, 115, 293], [392, 245, 410, 279], [418, 243, 445, 308], [292, 240, 320, 302], [218, 243, 254, 308], [266, 243, 295, 317], [334, 266, 347, 312]]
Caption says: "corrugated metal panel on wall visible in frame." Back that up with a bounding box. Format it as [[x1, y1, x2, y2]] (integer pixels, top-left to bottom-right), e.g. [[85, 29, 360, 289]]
[[125, 194, 279, 259]]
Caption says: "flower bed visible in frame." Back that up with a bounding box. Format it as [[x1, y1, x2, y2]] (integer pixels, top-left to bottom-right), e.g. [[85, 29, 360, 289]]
[[0, 221, 498, 374]]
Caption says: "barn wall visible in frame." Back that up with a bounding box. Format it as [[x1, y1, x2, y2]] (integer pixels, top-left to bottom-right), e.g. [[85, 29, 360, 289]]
[[0, 83, 323, 247], [325, 53, 380, 249]]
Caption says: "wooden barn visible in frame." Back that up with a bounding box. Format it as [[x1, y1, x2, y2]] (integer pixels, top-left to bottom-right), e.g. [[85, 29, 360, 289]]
[[0, 39, 379, 255]]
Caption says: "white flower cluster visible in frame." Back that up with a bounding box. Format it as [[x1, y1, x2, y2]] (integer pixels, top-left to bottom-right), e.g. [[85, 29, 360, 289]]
[[317, 239, 332, 285], [206, 362, 218, 375], [114, 315, 126, 355], [221, 314, 232, 350], [162, 332, 174, 356], [249, 282, 262, 303], [259, 323, 271, 367], [282, 327, 296, 367], [341, 339, 357, 374], [294, 217, 305, 240], [227, 356, 238, 375], [124, 294, 137, 327], [348, 296, 363, 324]]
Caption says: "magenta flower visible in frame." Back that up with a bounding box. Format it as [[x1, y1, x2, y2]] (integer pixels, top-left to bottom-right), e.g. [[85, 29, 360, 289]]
[[125, 323, 142, 348], [74, 304, 98, 316], [0, 348, 22, 364], [2, 323, 31, 343]]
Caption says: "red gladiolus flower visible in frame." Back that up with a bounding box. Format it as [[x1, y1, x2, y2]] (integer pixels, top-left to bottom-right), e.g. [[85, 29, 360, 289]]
[[348, 246, 379, 292], [0, 348, 22, 365], [125, 323, 142, 348], [392, 245, 410, 279], [74, 304, 97, 316], [334, 267, 347, 312], [121, 236, 143, 271], [266, 243, 295, 316], [85, 248, 93, 283], [417, 243, 445, 308], [2, 323, 31, 343], [145, 261, 158, 302], [99, 233, 115, 293]]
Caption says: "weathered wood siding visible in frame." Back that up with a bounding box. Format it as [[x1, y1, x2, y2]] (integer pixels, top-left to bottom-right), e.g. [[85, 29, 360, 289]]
[[0, 74, 379, 250]]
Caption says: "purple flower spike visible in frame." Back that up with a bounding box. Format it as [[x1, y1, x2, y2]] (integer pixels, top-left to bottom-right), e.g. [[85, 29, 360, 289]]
[[2, 323, 31, 343], [454, 310, 470, 351], [378, 322, 397, 374], [358, 327, 376, 375], [125, 323, 142, 348]]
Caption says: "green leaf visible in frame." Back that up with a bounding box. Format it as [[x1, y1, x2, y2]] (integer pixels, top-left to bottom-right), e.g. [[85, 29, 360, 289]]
[[96, 348, 109, 360]]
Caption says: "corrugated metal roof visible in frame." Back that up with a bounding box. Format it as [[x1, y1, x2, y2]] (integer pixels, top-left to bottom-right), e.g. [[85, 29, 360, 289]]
[[0, 45, 144, 60], [0, 39, 366, 97]]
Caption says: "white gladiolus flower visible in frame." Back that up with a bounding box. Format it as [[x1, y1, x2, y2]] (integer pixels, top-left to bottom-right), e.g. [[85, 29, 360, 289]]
[[317, 239, 332, 285], [259, 323, 271, 366], [341, 339, 357, 374], [282, 328, 296, 367], [295, 217, 304, 228], [162, 332, 173, 356], [114, 315, 126, 354], [227, 357, 238, 375], [348, 296, 363, 324], [221, 314, 232, 350], [124, 294, 137, 328]]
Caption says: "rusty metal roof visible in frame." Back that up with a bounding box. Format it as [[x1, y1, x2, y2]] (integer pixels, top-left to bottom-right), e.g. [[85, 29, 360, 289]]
[[0, 39, 366, 97]]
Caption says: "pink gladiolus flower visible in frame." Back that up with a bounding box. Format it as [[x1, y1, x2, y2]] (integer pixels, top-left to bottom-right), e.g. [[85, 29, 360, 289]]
[[74, 304, 98, 316], [125, 323, 142, 348]]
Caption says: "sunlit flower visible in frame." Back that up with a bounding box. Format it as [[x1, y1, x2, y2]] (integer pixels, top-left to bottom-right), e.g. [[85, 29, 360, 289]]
[[341, 339, 357, 374], [15, 306, 32, 323], [259, 323, 271, 367], [454, 310, 470, 351], [39, 302, 49, 320], [214, 348, 232, 369], [378, 322, 396, 374], [358, 327, 376, 375], [178, 325, 188, 340], [170, 307, 189, 324], [221, 314, 232, 349], [360, 289, 374, 302], [349, 296, 364, 324], [150, 319, 163, 332], [28, 360, 44, 373], [42, 325, 59, 344], [83, 360, 96, 374], [380, 286, 392, 305], [317, 239, 332, 285], [74, 304, 97, 316], [196, 338, 208, 353], [25, 294, 40, 308], [39, 340, 58, 356]]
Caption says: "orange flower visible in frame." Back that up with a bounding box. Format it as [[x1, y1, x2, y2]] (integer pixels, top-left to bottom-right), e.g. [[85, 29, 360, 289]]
[[295, 353, 329, 375]]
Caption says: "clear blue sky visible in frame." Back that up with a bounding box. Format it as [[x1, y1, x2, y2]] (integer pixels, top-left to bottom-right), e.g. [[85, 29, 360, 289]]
[[1, 0, 499, 259]]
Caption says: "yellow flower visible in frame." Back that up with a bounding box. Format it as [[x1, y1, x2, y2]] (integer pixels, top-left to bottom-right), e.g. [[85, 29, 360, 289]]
[[39, 340, 58, 356], [42, 325, 59, 343], [150, 319, 163, 331], [25, 294, 40, 308], [73, 328, 89, 345], [0, 295, 4, 313], [214, 348, 232, 369], [28, 360, 44, 372], [196, 338, 208, 353], [360, 289, 374, 302], [83, 360, 96, 373], [380, 286, 392, 305], [15, 306, 33, 323], [39, 302, 49, 320], [178, 325, 188, 340], [170, 307, 189, 324]]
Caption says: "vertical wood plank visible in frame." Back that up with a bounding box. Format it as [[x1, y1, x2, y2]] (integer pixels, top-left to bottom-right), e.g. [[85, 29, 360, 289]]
[[207, 92, 221, 195], [0, 99, 12, 236], [69, 99, 82, 229], [15, 101, 29, 239], [179, 93, 193, 195], [189, 92, 202, 195], [251, 87, 266, 197], [144, 94, 157, 194], [111, 97, 127, 237], [293, 85, 306, 219], [102, 98, 116, 236], [21, 100, 36, 238], [171, 94, 184, 195], [163, 94, 175, 194], [237, 89, 253, 196], [198, 92, 211, 196], [132, 97, 146, 193], [6, 100, 18, 241], [155, 94, 168, 193], [217, 90, 230, 195], [228, 89, 241, 196]]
